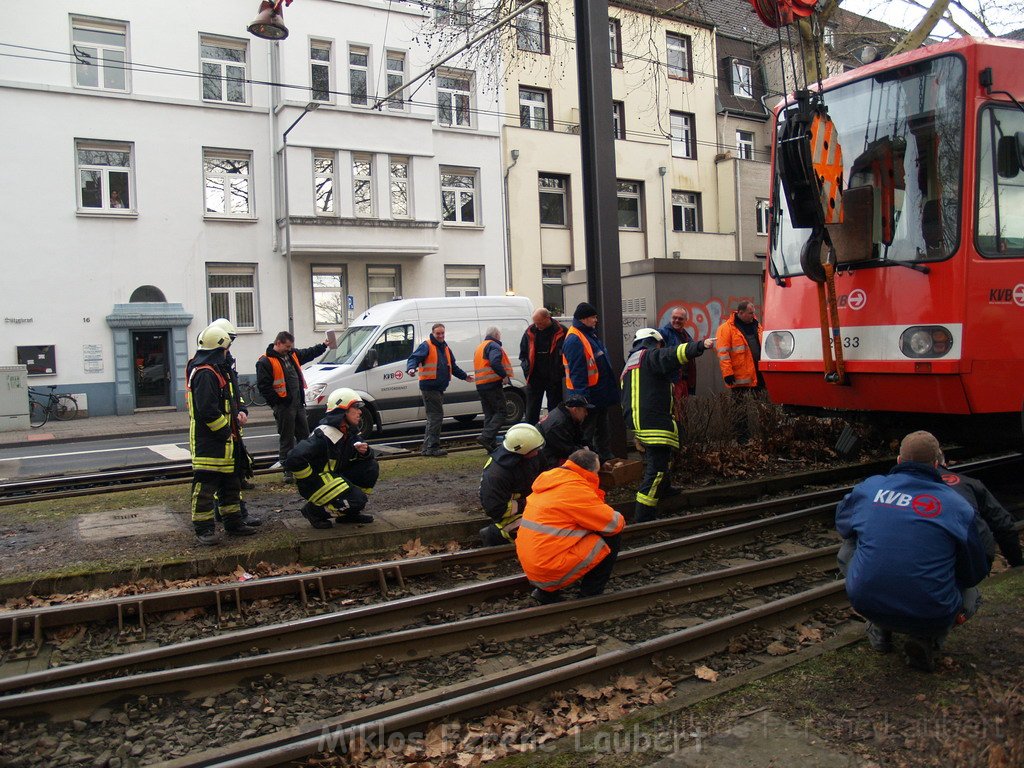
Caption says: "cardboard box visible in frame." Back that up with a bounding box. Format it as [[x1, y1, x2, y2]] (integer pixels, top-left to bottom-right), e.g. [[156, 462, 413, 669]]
[[598, 459, 644, 489]]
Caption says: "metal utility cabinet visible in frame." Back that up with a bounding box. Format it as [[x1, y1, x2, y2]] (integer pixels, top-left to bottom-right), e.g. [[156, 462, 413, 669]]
[[0, 365, 30, 431]]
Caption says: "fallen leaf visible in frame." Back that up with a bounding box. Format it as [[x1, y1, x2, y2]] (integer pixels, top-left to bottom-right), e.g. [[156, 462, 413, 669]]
[[796, 624, 823, 643], [694, 665, 719, 682], [766, 641, 792, 656]]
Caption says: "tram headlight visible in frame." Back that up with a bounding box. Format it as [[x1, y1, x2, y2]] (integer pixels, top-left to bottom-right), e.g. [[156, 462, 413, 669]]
[[764, 331, 795, 359], [899, 326, 953, 359]]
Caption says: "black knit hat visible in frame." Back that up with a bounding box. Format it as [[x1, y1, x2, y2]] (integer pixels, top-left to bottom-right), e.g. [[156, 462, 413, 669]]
[[573, 302, 598, 320]]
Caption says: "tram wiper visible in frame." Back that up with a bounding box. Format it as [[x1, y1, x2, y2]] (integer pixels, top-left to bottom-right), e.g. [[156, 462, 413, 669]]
[[885, 259, 931, 274]]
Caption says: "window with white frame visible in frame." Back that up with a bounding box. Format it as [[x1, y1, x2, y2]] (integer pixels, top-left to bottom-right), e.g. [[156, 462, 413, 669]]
[[617, 181, 643, 230], [539, 174, 568, 226], [516, 2, 548, 53], [310, 39, 332, 102], [612, 101, 625, 140], [672, 190, 701, 232], [352, 153, 374, 218], [440, 168, 478, 224], [76, 140, 134, 212], [435, 0, 472, 26], [389, 156, 410, 218], [311, 264, 347, 328], [609, 19, 622, 67], [670, 111, 695, 159], [823, 26, 835, 48], [207, 264, 258, 330], [313, 150, 335, 215], [368, 265, 401, 306], [519, 87, 551, 130], [200, 37, 247, 104], [349, 45, 369, 107], [72, 17, 128, 91], [204, 149, 252, 217], [666, 33, 691, 80], [756, 198, 771, 235], [732, 60, 753, 98], [385, 51, 406, 110], [736, 129, 755, 160], [445, 265, 483, 297], [541, 266, 568, 316], [437, 70, 473, 127]]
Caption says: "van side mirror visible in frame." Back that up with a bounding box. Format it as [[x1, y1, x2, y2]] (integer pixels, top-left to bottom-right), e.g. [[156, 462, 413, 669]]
[[357, 348, 379, 372], [996, 132, 1024, 178]]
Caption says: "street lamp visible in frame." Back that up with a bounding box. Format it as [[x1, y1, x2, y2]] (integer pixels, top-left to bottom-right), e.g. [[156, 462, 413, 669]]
[[282, 101, 320, 335], [248, 1, 289, 40]]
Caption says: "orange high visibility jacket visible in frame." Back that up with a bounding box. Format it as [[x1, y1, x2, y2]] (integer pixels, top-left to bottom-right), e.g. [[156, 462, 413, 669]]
[[259, 353, 305, 398], [515, 460, 625, 591], [418, 340, 455, 381], [562, 326, 598, 390], [715, 314, 762, 388], [474, 338, 511, 387]]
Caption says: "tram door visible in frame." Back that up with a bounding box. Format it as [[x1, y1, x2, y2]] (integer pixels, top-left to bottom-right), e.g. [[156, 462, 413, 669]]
[[132, 331, 171, 408]]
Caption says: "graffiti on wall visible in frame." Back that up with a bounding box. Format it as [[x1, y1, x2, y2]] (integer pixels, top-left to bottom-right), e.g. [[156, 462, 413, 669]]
[[656, 296, 755, 340]]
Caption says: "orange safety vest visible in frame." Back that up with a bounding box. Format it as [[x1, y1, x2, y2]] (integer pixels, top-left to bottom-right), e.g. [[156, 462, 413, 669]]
[[715, 316, 762, 389], [259, 352, 305, 398], [474, 339, 511, 386], [418, 340, 455, 380], [562, 326, 599, 390], [515, 460, 625, 592]]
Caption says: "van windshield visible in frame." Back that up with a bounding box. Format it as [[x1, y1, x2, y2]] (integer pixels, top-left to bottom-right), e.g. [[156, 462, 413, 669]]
[[317, 326, 378, 365]]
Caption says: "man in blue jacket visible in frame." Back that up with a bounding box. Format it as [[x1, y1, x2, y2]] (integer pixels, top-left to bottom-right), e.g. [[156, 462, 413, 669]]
[[561, 302, 620, 463], [406, 323, 472, 457], [659, 306, 698, 409], [835, 430, 992, 671]]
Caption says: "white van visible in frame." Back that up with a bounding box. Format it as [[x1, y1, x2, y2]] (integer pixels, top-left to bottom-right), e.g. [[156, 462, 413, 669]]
[[303, 296, 534, 434]]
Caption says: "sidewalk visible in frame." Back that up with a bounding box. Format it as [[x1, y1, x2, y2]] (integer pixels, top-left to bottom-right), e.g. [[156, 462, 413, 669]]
[[0, 406, 279, 447]]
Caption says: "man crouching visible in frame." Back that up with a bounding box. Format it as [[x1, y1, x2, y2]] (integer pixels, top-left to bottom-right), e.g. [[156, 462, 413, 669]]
[[282, 388, 379, 528]]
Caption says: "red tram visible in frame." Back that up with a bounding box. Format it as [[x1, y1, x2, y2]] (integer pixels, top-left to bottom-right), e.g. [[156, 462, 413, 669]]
[[761, 37, 1024, 428]]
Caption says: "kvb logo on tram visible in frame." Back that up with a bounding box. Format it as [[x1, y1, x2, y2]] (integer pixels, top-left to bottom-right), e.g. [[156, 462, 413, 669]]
[[873, 489, 942, 517], [837, 289, 867, 310]]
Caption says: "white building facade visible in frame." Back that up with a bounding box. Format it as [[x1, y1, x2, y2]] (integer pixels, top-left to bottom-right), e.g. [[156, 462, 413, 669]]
[[2, 0, 505, 415]]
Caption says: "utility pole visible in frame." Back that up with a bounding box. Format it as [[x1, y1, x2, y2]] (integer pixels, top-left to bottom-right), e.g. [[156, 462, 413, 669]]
[[574, 0, 627, 457]]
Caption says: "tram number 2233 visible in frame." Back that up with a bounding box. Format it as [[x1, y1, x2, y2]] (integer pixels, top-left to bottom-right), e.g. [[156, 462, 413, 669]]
[[841, 336, 860, 349]]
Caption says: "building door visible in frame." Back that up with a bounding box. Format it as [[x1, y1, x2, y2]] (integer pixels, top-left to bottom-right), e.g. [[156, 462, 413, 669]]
[[132, 330, 171, 408]]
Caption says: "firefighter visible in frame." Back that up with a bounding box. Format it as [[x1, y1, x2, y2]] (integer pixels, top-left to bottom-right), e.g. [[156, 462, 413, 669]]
[[515, 449, 625, 603], [536, 395, 593, 469], [187, 326, 257, 546], [621, 328, 713, 523], [282, 387, 379, 529], [478, 423, 545, 546]]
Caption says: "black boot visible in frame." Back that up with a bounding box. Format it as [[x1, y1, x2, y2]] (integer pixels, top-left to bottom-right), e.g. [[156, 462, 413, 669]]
[[224, 515, 257, 536], [240, 502, 262, 527], [479, 524, 508, 547], [194, 523, 219, 547], [336, 512, 374, 524], [634, 502, 657, 523], [301, 503, 333, 530]]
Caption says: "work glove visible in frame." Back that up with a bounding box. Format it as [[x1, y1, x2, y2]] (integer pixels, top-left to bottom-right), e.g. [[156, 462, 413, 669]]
[[724, 375, 736, 386]]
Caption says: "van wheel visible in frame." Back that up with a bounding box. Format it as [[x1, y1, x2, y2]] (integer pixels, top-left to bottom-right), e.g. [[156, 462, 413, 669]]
[[359, 403, 379, 436], [503, 389, 526, 425]]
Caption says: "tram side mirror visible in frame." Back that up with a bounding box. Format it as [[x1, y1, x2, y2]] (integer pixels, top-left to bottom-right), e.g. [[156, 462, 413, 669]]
[[996, 132, 1024, 179], [356, 348, 379, 372]]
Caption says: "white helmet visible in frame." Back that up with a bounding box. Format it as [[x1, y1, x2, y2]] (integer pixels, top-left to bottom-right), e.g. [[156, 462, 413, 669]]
[[326, 387, 364, 412], [634, 328, 664, 343], [502, 423, 545, 455], [211, 317, 237, 340], [197, 325, 232, 351]]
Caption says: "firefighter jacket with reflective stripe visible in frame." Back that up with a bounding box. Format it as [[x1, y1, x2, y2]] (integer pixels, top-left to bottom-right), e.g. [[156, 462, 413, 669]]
[[520, 321, 566, 382], [835, 462, 992, 635], [715, 313, 762, 388], [281, 415, 375, 507], [474, 337, 511, 391], [561, 320, 619, 407], [256, 342, 326, 407], [621, 339, 706, 449], [186, 353, 235, 473], [515, 460, 625, 591], [407, 336, 469, 392], [479, 445, 543, 523]]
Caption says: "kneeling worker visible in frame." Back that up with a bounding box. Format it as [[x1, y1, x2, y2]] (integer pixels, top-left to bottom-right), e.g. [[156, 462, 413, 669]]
[[621, 327, 712, 522], [479, 423, 545, 546], [536, 395, 593, 470], [516, 449, 625, 603], [283, 388, 379, 529]]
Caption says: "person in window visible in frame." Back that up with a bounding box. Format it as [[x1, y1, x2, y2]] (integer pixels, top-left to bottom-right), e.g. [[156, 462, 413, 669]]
[[110, 189, 127, 209]]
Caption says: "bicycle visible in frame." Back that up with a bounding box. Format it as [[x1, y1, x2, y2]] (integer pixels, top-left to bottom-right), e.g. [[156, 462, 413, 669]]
[[28, 386, 79, 428], [238, 380, 267, 407]]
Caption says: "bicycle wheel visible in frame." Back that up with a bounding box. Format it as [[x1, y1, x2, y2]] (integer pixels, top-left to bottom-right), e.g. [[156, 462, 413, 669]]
[[29, 400, 47, 428], [53, 395, 79, 421], [245, 383, 266, 407]]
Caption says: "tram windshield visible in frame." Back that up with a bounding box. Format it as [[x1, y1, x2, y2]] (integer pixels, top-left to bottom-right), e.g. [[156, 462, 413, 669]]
[[977, 105, 1024, 256], [770, 54, 965, 278]]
